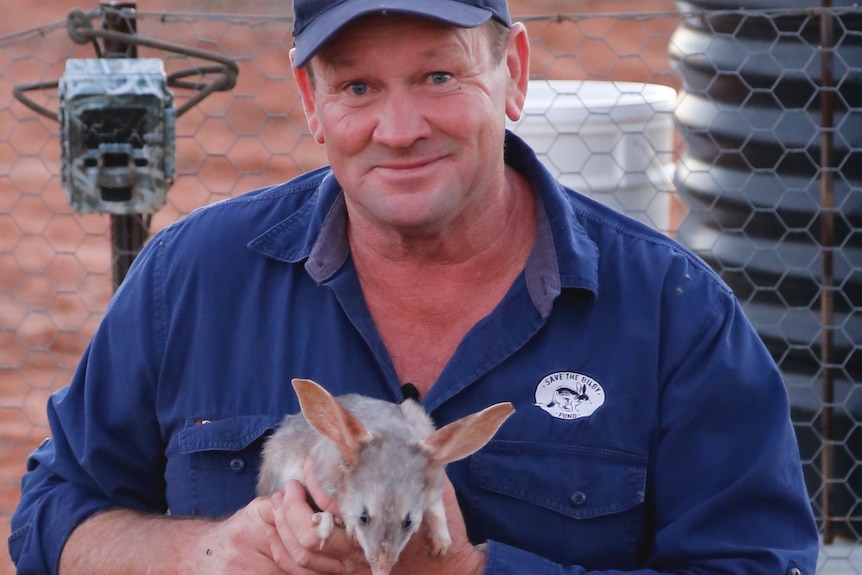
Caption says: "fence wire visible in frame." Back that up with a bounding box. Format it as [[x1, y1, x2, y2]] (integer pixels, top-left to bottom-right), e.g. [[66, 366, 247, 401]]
[[0, 5, 860, 574]]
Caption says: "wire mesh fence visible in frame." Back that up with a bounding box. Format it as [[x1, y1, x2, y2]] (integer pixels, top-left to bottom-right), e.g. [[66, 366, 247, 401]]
[[0, 2, 860, 573]]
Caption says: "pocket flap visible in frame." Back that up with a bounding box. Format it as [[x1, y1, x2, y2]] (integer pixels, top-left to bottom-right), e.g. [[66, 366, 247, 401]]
[[470, 440, 647, 520], [178, 415, 284, 454]]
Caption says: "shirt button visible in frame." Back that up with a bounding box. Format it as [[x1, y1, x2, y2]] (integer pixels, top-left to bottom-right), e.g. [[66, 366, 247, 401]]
[[570, 491, 587, 506], [230, 458, 245, 472], [787, 569, 802, 575]]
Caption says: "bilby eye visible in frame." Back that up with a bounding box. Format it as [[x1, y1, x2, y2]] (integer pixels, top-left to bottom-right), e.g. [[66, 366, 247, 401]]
[[402, 514, 412, 530], [359, 508, 369, 525]]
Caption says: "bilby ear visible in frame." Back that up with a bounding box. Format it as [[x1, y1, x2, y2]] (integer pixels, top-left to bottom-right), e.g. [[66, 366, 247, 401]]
[[420, 403, 514, 466], [292, 378, 373, 466]]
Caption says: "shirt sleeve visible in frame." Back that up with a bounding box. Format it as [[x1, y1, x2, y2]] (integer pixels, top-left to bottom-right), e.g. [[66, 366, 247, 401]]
[[648, 278, 818, 572], [8, 235, 168, 575], [483, 265, 819, 574]]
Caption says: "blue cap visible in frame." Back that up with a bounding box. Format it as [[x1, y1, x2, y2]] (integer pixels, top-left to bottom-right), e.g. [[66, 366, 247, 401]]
[[292, 0, 512, 67]]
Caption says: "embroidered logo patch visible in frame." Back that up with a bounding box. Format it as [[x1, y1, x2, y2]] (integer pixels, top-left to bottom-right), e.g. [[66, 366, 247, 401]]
[[535, 372, 605, 420]]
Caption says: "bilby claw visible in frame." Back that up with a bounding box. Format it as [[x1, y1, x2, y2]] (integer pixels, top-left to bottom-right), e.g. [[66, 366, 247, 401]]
[[312, 511, 335, 549]]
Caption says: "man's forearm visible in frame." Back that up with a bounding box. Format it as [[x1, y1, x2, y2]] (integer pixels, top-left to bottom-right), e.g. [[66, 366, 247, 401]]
[[59, 509, 216, 575]]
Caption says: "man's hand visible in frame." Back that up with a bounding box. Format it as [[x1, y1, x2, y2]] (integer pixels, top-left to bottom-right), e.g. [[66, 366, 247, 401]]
[[193, 495, 309, 574], [269, 460, 369, 574]]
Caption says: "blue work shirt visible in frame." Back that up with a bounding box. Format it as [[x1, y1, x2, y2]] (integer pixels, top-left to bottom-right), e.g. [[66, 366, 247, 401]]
[[10, 132, 818, 574]]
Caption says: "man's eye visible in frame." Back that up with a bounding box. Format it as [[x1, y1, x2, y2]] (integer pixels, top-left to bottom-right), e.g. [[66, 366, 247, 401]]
[[428, 72, 451, 85], [347, 82, 369, 96]]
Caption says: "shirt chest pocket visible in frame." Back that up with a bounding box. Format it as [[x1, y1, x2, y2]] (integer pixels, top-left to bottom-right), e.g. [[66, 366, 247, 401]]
[[467, 440, 648, 570], [176, 415, 283, 517]]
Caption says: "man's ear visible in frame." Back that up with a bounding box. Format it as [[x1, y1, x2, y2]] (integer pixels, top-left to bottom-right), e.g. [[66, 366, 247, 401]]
[[504, 22, 530, 123], [290, 48, 325, 144]]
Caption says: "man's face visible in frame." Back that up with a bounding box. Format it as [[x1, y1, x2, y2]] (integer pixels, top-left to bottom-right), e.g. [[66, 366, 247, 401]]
[[294, 15, 527, 237]]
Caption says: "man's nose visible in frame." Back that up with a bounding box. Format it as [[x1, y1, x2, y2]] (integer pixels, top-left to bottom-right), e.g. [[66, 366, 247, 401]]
[[372, 89, 432, 148]]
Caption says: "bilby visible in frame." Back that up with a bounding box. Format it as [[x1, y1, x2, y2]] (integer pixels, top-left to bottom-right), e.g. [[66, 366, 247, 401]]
[[257, 378, 514, 575]]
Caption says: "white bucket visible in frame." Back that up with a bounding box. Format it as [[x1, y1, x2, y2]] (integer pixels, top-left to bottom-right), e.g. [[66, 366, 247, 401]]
[[507, 80, 678, 232]]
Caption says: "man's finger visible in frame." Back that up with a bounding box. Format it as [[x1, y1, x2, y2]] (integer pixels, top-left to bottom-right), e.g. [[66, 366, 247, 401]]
[[271, 482, 348, 574]]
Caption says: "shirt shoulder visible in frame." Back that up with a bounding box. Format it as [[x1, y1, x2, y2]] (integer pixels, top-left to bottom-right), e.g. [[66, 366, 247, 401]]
[[144, 166, 335, 268], [551, 183, 732, 300], [171, 166, 330, 237]]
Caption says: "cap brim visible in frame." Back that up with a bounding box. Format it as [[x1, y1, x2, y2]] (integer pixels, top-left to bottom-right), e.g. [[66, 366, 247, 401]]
[[293, 0, 501, 67]]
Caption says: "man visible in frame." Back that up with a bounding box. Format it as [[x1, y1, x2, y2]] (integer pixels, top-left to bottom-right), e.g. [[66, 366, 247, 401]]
[[10, 0, 819, 573]]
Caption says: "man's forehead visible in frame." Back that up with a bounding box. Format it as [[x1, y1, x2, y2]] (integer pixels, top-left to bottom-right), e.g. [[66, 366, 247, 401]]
[[316, 15, 481, 66]]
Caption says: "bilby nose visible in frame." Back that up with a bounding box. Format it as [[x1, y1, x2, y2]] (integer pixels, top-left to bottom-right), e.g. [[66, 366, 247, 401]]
[[372, 545, 391, 575]]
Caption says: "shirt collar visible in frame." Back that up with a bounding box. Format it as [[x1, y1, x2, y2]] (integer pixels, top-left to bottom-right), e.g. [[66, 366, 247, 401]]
[[249, 131, 598, 315], [247, 169, 347, 275], [504, 131, 599, 307]]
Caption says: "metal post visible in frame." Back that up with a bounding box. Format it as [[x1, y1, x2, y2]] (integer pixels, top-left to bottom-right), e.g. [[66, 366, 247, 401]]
[[100, 0, 151, 292], [819, 0, 836, 545]]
